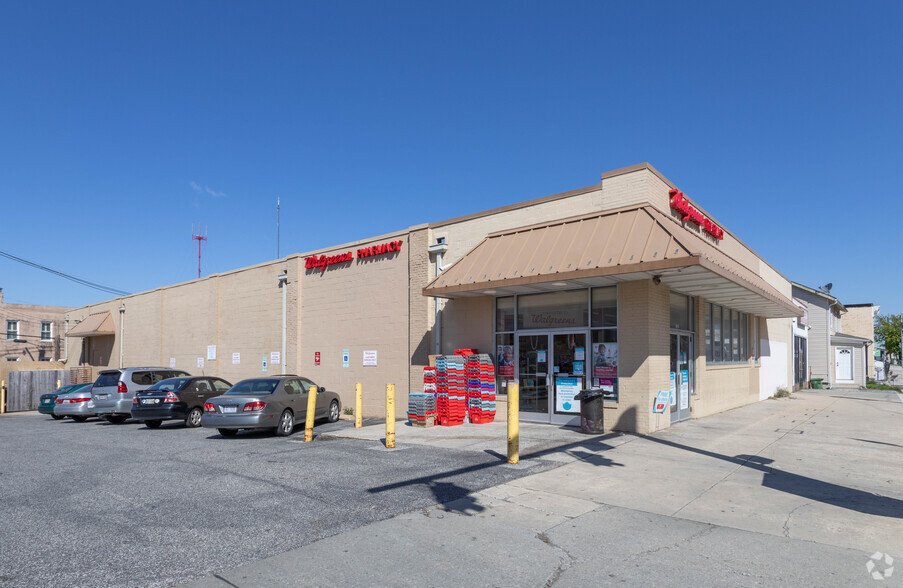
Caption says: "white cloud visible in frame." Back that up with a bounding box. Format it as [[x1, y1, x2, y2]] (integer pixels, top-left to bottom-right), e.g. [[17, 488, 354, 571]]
[[190, 181, 203, 193], [205, 185, 225, 197]]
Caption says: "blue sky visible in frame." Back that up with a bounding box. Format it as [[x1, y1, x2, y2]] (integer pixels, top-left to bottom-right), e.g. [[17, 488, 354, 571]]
[[1, 1, 900, 315]]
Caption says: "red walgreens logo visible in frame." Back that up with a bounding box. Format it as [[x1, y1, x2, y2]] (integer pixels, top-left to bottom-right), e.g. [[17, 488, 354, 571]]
[[305, 240, 403, 271], [669, 189, 724, 240]]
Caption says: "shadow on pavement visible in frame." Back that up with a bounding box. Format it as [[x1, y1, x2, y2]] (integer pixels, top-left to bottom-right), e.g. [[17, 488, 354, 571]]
[[639, 435, 903, 519]]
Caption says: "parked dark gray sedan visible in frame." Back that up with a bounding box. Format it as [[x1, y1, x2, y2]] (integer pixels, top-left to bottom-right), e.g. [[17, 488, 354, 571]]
[[201, 375, 341, 437]]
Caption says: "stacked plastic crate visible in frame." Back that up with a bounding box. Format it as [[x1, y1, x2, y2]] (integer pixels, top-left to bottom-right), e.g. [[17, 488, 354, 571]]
[[408, 367, 437, 426], [436, 354, 467, 426], [466, 353, 497, 424]]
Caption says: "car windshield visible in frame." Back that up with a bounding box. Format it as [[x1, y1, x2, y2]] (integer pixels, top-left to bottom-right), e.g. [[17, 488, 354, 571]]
[[224, 379, 279, 395], [147, 378, 191, 392]]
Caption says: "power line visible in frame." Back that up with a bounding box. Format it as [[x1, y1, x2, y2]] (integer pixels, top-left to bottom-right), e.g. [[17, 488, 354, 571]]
[[0, 249, 130, 296]]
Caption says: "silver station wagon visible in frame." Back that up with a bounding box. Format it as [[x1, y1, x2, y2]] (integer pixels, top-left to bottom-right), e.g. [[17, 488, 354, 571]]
[[201, 375, 341, 437]]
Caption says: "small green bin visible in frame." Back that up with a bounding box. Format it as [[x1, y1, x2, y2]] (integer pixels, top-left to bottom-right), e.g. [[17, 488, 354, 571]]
[[809, 378, 823, 389]]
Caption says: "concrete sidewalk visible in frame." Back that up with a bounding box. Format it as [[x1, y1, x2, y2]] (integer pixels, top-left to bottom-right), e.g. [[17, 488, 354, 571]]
[[192, 389, 903, 587]]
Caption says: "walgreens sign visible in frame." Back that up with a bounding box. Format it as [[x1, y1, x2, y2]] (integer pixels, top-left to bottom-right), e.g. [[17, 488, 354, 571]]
[[669, 189, 724, 240], [305, 240, 404, 270]]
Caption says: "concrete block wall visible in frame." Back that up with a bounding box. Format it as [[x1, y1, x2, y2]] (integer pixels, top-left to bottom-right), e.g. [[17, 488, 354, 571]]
[[297, 233, 411, 418], [613, 280, 670, 434]]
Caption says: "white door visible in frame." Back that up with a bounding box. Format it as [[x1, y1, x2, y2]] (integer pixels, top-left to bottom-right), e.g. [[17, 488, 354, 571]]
[[835, 347, 853, 381]]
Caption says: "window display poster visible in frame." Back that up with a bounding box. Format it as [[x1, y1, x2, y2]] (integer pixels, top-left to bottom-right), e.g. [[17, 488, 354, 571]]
[[555, 377, 581, 413], [537, 350, 547, 363], [573, 361, 584, 375], [593, 342, 618, 378], [575, 347, 585, 361], [670, 372, 676, 405], [497, 344, 515, 377], [596, 378, 615, 392], [680, 370, 689, 410]]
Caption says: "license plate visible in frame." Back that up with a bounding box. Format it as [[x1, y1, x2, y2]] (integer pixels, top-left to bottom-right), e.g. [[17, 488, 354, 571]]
[[96, 394, 109, 399], [222, 406, 238, 413], [142, 399, 159, 405]]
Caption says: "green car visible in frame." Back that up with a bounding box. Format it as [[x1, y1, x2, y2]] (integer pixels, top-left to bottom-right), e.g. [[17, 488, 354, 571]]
[[39, 383, 93, 419]]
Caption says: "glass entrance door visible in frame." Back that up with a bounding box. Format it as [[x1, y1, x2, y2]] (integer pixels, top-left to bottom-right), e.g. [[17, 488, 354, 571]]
[[518, 334, 550, 420], [551, 333, 586, 425], [670, 333, 693, 423]]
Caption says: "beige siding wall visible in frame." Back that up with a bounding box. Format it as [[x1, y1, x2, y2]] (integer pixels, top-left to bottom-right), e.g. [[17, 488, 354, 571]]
[[440, 297, 493, 358], [793, 290, 830, 382]]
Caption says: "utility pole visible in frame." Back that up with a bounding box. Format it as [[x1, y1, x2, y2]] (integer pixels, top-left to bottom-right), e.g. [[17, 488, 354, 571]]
[[192, 224, 207, 279], [277, 198, 281, 258]]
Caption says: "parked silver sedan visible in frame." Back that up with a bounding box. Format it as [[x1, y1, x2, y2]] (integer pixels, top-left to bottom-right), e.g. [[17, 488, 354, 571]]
[[201, 375, 341, 437], [54, 385, 96, 422]]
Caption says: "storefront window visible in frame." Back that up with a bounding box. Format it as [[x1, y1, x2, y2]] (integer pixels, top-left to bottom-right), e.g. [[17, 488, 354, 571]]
[[670, 292, 690, 331], [517, 290, 588, 330], [496, 297, 515, 332], [496, 333, 514, 396], [706, 303, 750, 364], [591, 286, 617, 328]]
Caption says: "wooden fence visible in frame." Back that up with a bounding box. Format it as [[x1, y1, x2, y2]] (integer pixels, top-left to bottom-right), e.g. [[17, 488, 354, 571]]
[[6, 370, 71, 412]]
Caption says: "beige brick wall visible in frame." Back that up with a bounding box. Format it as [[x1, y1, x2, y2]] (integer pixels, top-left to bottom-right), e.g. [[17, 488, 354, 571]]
[[612, 280, 670, 434], [440, 297, 493, 358]]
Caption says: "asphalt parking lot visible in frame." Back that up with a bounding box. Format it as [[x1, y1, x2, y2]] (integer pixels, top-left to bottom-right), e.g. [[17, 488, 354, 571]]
[[0, 414, 560, 587]]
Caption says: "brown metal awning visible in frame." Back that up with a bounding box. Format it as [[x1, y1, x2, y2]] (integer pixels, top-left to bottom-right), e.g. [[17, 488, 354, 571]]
[[67, 312, 115, 337], [422, 205, 801, 319]]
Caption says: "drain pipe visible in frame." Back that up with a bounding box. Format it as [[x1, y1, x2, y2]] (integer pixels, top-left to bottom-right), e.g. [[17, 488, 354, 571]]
[[428, 240, 449, 355], [118, 303, 125, 369], [61, 315, 68, 362], [278, 271, 288, 375]]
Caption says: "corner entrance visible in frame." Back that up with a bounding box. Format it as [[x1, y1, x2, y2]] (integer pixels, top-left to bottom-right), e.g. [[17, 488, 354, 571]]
[[517, 331, 587, 426]]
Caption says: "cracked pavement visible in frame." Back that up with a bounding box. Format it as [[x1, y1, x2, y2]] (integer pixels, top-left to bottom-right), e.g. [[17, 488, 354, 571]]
[[191, 388, 903, 587]]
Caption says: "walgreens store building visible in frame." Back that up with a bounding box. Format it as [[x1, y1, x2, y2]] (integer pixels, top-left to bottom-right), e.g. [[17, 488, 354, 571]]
[[65, 163, 800, 434]]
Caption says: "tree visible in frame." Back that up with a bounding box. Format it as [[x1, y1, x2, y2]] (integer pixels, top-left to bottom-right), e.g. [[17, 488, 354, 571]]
[[874, 314, 902, 360]]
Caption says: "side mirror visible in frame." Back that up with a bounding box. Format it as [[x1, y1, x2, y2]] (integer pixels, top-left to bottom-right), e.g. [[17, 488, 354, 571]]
[[318, 387, 326, 393]]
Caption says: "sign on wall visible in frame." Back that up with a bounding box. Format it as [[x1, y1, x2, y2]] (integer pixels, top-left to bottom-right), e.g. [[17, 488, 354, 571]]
[[669, 189, 725, 240], [262, 356, 268, 373], [363, 350, 378, 366], [342, 349, 350, 368], [207, 345, 216, 361], [169, 357, 176, 369], [305, 240, 404, 271], [197, 357, 204, 369], [232, 352, 241, 365], [314, 351, 321, 366], [270, 352, 280, 365]]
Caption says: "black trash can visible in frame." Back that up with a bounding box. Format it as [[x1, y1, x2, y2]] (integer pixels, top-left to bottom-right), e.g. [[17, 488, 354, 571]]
[[573, 388, 606, 434]]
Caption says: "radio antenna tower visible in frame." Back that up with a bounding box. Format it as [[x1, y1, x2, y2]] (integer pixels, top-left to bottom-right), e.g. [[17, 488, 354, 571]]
[[192, 223, 207, 279], [277, 197, 281, 258]]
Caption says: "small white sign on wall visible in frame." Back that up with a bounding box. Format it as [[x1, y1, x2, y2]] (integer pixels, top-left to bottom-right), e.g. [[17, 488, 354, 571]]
[[170, 357, 176, 369], [363, 350, 378, 366], [232, 352, 241, 365], [197, 357, 205, 369], [271, 352, 280, 365], [207, 345, 217, 361]]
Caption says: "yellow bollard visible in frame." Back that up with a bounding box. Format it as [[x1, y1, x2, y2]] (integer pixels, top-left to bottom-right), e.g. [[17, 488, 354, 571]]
[[57, 379, 61, 390], [507, 382, 519, 464], [1, 379, 5, 415], [355, 382, 362, 428], [385, 383, 395, 448], [304, 385, 318, 442]]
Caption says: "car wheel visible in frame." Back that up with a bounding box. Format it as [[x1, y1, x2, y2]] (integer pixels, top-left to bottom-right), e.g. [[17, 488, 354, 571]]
[[327, 400, 340, 423], [107, 415, 128, 424], [218, 428, 237, 437], [145, 420, 162, 429], [51, 414, 65, 420], [72, 416, 88, 422], [185, 407, 203, 428], [275, 410, 294, 436]]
